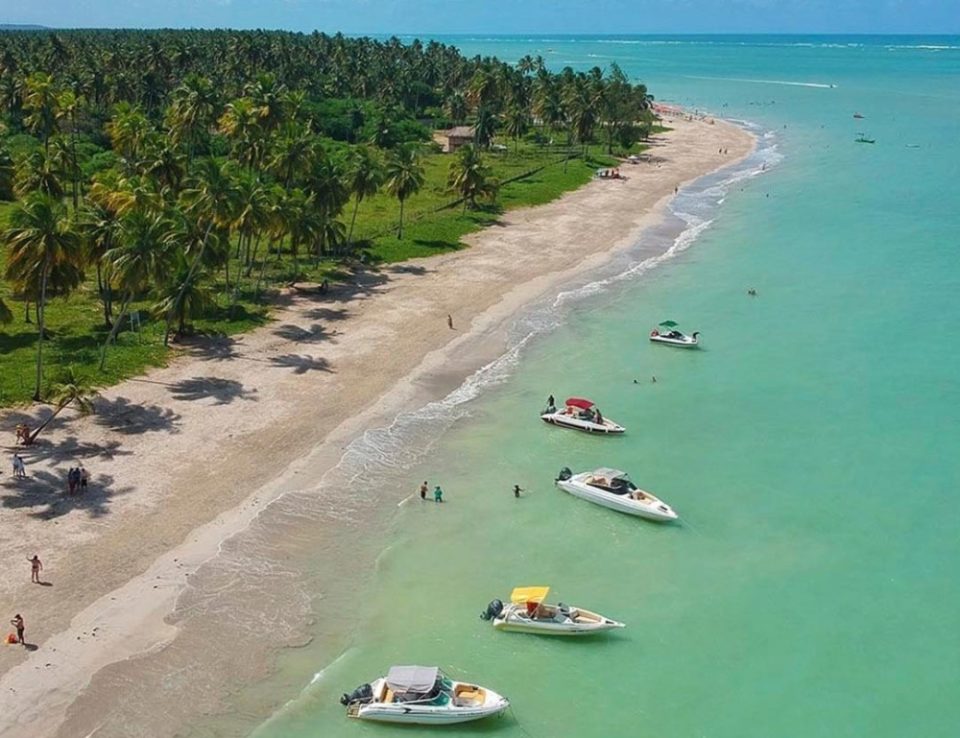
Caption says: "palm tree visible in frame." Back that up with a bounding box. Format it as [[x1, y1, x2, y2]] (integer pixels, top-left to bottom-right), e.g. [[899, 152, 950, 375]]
[[13, 149, 66, 200], [106, 102, 154, 170], [384, 144, 424, 240], [3, 193, 83, 400], [55, 88, 84, 208], [502, 105, 531, 152], [27, 366, 98, 443], [166, 73, 220, 156], [76, 195, 122, 328], [99, 210, 174, 369], [21, 71, 59, 153], [447, 144, 498, 212], [345, 145, 383, 249], [0, 142, 14, 200], [443, 91, 468, 125], [153, 256, 215, 344], [268, 121, 316, 187]]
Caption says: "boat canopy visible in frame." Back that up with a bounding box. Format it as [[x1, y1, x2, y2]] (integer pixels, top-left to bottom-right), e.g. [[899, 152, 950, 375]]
[[511, 586, 550, 604], [565, 397, 595, 410], [593, 467, 628, 480], [386, 666, 440, 693]]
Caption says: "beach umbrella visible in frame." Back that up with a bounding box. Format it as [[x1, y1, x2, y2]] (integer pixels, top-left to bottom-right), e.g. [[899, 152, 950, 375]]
[[658, 320, 679, 327]]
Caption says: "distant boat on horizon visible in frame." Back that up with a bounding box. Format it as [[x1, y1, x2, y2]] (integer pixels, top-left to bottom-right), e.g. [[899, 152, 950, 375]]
[[853, 112, 865, 119]]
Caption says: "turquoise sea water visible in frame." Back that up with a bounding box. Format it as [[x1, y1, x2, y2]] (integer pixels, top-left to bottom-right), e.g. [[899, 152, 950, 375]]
[[248, 36, 960, 737]]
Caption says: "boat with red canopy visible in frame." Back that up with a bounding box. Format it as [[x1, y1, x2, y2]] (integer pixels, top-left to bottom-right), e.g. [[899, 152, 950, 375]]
[[540, 397, 625, 435]]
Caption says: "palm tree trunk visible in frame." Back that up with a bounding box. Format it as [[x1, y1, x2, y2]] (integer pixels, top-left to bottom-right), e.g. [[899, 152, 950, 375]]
[[245, 233, 262, 278], [99, 292, 132, 370], [95, 263, 113, 329], [24, 300, 31, 324], [397, 197, 405, 239], [255, 236, 276, 299], [33, 265, 49, 401], [347, 196, 361, 250], [28, 401, 67, 444]]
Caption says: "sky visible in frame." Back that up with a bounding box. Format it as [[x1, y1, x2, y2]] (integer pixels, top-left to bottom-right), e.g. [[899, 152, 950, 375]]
[[2, 0, 958, 35]]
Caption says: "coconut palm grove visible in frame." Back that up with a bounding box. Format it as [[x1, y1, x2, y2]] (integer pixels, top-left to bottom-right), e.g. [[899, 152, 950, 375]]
[[0, 29, 655, 404]]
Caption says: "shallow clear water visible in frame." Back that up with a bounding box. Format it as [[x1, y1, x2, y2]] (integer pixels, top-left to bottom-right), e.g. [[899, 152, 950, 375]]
[[244, 35, 960, 737]]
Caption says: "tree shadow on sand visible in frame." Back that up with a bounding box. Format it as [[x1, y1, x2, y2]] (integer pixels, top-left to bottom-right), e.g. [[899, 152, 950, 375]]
[[304, 307, 350, 322], [272, 323, 334, 344], [186, 335, 241, 363], [168, 376, 257, 405], [20, 436, 133, 464], [1, 470, 133, 520], [269, 354, 334, 375], [93, 396, 181, 435]]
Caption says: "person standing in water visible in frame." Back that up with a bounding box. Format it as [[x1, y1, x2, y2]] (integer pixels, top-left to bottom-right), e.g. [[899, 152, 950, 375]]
[[513, 485, 524, 498], [419, 481, 428, 501], [433, 485, 444, 503]]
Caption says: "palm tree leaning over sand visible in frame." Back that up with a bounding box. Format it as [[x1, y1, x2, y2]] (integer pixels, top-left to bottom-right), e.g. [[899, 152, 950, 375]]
[[3, 193, 84, 400], [384, 144, 425, 240], [27, 366, 98, 443]]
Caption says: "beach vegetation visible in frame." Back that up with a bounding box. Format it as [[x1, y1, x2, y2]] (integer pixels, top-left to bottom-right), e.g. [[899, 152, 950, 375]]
[[0, 29, 655, 406]]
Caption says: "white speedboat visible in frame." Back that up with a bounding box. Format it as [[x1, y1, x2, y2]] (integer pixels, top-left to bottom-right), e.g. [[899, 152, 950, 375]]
[[555, 467, 678, 521], [481, 586, 625, 636], [541, 397, 625, 435], [341, 666, 508, 725], [649, 328, 700, 348]]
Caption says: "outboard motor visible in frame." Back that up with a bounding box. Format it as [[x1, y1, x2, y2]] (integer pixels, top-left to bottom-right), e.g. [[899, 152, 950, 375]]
[[340, 682, 373, 706], [480, 598, 504, 621], [556, 467, 573, 482]]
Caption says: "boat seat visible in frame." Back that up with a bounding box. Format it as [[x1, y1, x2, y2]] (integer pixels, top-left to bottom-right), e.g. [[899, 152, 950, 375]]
[[382, 688, 395, 703], [454, 685, 483, 706]]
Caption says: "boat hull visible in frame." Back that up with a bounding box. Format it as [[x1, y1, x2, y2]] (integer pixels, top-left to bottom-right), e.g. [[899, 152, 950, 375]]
[[351, 678, 509, 725], [649, 335, 699, 348], [557, 476, 678, 521], [493, 604, 624, 635], [540, 413, 625, 435]]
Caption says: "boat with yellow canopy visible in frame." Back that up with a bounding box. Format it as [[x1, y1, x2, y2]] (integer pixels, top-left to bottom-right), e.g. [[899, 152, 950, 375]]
[[480, 586, 625, 636]]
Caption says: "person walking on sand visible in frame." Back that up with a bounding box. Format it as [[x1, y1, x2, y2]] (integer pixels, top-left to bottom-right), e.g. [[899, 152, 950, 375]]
[[13, 454, 26, 479], [11, 614, 24, 645], [447, 314, 454, 330], [434, 485, 444, 503], [27, 555, 42, 584], [67, 467, 78, 495], [79, 466, 89, 492], [419, 481, 428, 501]]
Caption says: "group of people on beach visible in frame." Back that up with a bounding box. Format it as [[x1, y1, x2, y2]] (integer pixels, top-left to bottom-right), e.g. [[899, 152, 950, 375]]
[[67, 466, 88, 494]]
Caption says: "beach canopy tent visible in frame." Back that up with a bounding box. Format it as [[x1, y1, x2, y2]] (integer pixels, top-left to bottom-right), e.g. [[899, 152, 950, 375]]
[[511, 586, 550, 605], [386, 666, 440, 694], [565, 397, 595, 410], [658, 320, 679, 327]]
